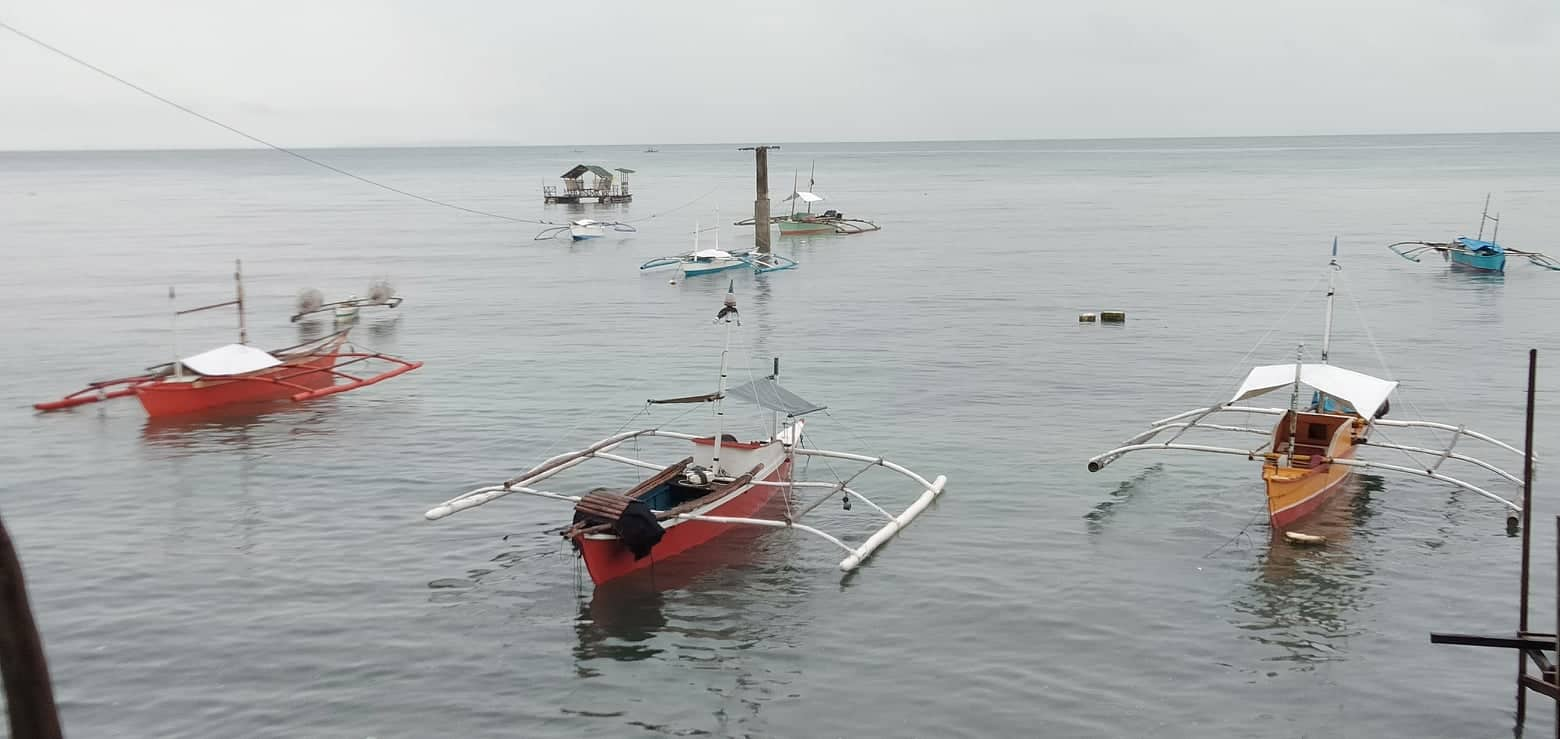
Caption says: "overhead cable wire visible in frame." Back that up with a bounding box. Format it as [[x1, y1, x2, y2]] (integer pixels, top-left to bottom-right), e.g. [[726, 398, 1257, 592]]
[[0, 20, 723, 227]]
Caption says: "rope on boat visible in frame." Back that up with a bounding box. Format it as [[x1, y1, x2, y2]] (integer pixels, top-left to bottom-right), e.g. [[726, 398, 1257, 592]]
[[1334, 269, 1453, 447]]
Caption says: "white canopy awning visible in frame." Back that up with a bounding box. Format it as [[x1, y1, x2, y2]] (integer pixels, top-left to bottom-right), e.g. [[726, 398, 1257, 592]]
[[783, 191, 824, 203], [1231, 363, 1397, 418], [690, 249, 733, 259], [180, 343, 282, 376]]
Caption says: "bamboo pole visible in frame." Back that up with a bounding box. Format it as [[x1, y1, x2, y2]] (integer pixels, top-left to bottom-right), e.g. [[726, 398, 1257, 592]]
[[1518, 350, 1537, 725]]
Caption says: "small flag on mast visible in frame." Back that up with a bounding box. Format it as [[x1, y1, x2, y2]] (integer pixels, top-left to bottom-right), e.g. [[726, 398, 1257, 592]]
[[716, 281, 739, 321]]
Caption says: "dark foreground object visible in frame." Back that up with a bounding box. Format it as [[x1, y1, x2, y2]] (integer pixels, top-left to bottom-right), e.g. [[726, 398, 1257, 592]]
[[0, 508, 64, 739]]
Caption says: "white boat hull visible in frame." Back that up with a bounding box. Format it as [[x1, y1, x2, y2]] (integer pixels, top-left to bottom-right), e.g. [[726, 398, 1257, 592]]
[[570, 224, 605, 240], [682, 258, 745, 276]]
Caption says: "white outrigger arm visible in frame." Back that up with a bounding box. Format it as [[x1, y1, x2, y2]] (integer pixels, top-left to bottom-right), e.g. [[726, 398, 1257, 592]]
[[1086, 403, 1533, 514], [425, 428, 947, 573]]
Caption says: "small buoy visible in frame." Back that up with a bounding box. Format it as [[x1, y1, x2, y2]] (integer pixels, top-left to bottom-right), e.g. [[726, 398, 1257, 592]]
[[1079, 313, 1097, 323], [1284, 531, 1327, 545], [668, 279, 677, 285], [1101, 311, 1127, 323]]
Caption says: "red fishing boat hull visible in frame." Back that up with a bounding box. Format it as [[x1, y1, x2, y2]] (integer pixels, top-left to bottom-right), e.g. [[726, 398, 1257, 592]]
[[577, 460, 791, 585], [134, 349, 341, 417]]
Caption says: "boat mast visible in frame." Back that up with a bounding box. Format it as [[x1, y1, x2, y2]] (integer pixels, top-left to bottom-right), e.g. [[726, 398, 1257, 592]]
[[1285, 344, 1304, 466], [791, 169, 799, 217], [712, 282, 738, 476], [1472, 193, 1497, 243], [808, 161, 817, 216], [169, 286, 182, 379], [234, 259, 248, 345], [770, 357, 780, 439]]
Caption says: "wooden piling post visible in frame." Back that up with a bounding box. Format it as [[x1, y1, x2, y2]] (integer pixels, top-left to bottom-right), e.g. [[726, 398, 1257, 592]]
[[739, 145, 778, 254], [0, 509, 63, 739], [1519, 350, 1537, 724]]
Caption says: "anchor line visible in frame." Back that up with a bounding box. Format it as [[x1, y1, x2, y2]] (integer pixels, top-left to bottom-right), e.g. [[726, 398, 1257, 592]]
[[0, 18, 552, 226]]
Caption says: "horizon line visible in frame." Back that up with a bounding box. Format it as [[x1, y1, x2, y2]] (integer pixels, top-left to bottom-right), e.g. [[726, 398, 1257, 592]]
[[2, 129, 1556, 156]]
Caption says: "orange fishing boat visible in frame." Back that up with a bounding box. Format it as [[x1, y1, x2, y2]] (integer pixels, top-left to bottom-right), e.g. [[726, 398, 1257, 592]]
[[1088, 239, 1529, 533], [34, 261, 420, 418]]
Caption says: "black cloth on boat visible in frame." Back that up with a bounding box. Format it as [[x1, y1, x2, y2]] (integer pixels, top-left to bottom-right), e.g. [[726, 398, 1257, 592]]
[[613, 500, 664, 560]]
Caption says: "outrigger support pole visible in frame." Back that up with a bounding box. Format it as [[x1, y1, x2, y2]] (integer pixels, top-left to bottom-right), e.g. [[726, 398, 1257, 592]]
[[1427, 350, 1553, 734]]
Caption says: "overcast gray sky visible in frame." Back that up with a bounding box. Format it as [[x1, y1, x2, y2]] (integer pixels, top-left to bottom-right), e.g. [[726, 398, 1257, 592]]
[[2, 0, 1557, 150]]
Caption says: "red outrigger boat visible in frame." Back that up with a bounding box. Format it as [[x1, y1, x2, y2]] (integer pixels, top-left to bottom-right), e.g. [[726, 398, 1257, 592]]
[[35, 261, 421, 418], [425, 285, 947, 586]]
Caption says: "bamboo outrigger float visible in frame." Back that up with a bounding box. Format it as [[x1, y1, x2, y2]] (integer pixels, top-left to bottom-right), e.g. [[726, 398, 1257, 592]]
[[1389, 196, 1560, 273], [1088, 239, 1531, 532], [35, 261, 421, 418], [426, 284, 945, 585]]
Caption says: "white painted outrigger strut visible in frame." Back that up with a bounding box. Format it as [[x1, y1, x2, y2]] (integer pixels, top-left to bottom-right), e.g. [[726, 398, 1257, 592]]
[[1086, 404, 1531, 514]]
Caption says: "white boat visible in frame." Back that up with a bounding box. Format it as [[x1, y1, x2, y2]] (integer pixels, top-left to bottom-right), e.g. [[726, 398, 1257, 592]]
[[681, 249, 747, 276], [424, 285, 947, 584], [640, 217, 795, 277], [533, 219, 636, 242], [569, 219, 606, 240], [1087, 239, 1530, 532], [334, 297, 360, 321]]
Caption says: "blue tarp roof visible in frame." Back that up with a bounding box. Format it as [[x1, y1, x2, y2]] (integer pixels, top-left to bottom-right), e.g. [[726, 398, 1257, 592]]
[[1455, 237, 1504, 255]]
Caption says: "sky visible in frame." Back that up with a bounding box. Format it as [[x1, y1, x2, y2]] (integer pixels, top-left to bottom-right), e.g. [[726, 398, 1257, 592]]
[[1, 0, 1557, 150]]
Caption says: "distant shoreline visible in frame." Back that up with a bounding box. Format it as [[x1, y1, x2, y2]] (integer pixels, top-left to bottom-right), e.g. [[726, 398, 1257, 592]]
[[3, 130, 1557, 156]]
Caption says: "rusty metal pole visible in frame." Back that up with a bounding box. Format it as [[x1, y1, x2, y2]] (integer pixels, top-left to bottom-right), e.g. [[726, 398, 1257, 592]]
[[1518, 350, 1537, 725], [739, 145, 777, 254], [0, 509, 63, 739]]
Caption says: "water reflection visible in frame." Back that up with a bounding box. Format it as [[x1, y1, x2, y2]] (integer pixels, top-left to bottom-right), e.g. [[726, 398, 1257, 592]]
[[294, 318, 327, 342], [571, 524, 807, 666], [1084, 462, 1164, 534], [139, 404, 336, 452], [1228, 474, 1383, 667], [574, 587, 670, 666]]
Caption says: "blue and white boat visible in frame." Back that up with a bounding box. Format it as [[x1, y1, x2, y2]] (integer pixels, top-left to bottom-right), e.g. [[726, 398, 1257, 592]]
[[640, 218, 798, 278], [1390, 196, 1559, 273]]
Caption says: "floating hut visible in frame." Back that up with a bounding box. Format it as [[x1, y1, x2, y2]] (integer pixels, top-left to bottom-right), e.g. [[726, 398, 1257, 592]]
[[544, 164, 634, 204]]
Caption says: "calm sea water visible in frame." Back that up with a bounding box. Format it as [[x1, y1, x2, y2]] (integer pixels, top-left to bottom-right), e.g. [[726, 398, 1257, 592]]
[[2, 134, 1559, 738]]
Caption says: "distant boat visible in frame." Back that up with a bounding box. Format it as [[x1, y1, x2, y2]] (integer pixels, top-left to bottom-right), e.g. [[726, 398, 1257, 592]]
[[738, 163, 880, 236], [644, 147, 660, 153], [569, 219, 606, 241], [641, 220, 750, 277], [291, 280, 404, 323], [533, 219, 636, 242], [1389, 195, 1559, 272]]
